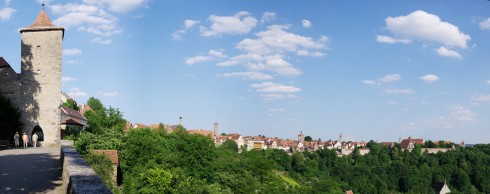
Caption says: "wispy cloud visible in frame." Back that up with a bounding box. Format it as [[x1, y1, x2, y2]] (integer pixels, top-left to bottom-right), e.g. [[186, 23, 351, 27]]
[[67, 87, 87, 98], [386, 88, 414, 94], [217, 72, 273, 80], [0, 7, 15, 21], [98, 91, 119, 97], [185, 56, 212, 65], [260, 93, 297, 101], [251, 82, 300, 93], [363, 73, 401, 85], [63, 48, 82, 56], [269, 108, 285, 112], [260, 12, 275, 23], [62, 76, 78, 83], [376, 35, 411, 44], [91, 37, 112, 45], [171, 19, 200, 40]]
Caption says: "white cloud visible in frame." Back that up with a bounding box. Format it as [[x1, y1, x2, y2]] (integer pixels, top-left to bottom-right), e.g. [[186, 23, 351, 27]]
[[172, 19, 200, 40], [451, 105, 477, 122], [302, 19, 312, 28], [480, 18, 490, 30], [384, 10, 470, 48], [386, 88, 414, 94], [362, 80, 378, 85], [200, 11, 257, 37], [420, 74, 439, 83], [269, 108, 285, 112], [62, 76, 78, 83], [83, 0, 148, 13], [363, 74, 401, 86], [218, 72, 273, 80], [68, 87, 87, 98], [50, 4, 121, 37], [260, 94, 297, 101], [208, 49, 227, 58], [376, 35, 411, 44], [99, 91, 119, 97], [379, 74, 401, 83], [472, 94, 490, 103], [63, 48, 82, 56], [436, 46, 462, 59], [0, 7, 15, 21], [185, 56, 212, 65], [387, 101, 397, 105], [251, 82, 300, 93], [91, 37, 112, 44], [260, 12, 276, 23], [487, 80, 490, 85]]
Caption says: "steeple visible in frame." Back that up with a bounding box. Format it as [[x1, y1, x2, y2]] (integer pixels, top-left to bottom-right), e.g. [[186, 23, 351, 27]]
[[20, 5, 64, 34]]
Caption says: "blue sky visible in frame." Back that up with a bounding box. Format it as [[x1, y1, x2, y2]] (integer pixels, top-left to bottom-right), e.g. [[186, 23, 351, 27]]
[[1, 0, 490, 143]]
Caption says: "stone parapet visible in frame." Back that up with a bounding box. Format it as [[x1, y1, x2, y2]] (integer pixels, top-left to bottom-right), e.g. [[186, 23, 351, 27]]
[[60, 140, 112, 194]]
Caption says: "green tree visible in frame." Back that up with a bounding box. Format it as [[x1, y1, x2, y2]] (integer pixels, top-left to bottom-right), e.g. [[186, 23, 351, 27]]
[[83, 97, 126, 134], [62, 98, 79, 111], [221, 139, 238, 152], [304, 136, 313, 142]]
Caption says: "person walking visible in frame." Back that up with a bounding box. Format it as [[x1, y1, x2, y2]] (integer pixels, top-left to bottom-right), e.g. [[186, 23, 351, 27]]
[[14, 132, 20, 148], [22, 132, 28, 148], [32, 133, 38, 148]]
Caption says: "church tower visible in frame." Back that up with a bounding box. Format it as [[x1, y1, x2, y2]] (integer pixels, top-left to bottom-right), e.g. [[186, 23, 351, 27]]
[[214, 121, 219, 138], [19, 8, 64, 147]]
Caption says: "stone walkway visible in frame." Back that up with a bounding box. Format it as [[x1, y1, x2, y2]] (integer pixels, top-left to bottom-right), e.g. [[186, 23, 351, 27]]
[[0, 147, 63, 194]]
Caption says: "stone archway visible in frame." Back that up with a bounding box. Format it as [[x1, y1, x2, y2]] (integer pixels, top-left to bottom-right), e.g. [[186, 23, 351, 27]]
[[31, 125, 44, 147]]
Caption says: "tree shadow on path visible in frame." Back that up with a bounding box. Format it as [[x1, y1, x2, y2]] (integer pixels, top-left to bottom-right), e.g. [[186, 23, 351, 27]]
[[0, 148, 62, 194]]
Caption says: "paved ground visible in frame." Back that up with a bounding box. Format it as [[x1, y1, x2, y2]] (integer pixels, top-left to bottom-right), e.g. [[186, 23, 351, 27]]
[[0, 147, 63, 194]]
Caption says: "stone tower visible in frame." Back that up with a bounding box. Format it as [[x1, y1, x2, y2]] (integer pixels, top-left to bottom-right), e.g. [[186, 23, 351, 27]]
[[214, 122, 218, 138], [19, 9, 64, 147], [298, 131, 305, 142]]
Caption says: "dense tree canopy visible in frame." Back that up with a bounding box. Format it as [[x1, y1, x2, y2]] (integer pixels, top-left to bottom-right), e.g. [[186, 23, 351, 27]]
[[74, 97, 490, 193]]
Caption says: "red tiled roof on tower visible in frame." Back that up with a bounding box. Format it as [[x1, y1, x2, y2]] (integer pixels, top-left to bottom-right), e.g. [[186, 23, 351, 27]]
[[29, 10, 56, 28]]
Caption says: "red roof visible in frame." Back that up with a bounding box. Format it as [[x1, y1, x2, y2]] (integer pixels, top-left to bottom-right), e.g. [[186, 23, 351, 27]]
[[60, 106, 87, 121], [93, 150, 119, 165], [400, 136, 424, 149], [188, 129, 214, 139], [61, 118, 83, 126]]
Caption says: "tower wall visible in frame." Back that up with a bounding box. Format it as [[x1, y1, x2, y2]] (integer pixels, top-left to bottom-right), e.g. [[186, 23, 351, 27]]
[[20, 29, 63, 147]]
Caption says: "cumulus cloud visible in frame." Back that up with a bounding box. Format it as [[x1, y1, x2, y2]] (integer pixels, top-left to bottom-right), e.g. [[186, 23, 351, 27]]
[[383, 10, 470, 48], [172, 19, 200, 40], [200, 11, 257, 37], [376, 35, 411, 44], [436, 46, 462, 59], [63, 48, 82, 56], [68, 87, 87, 98], [363, 74, 401, 85], [386, 88, 414, 94], [251, 82, 300, 93], [218, 72, 273, 80], [99, 91, 119, 97], [480, 18, 490, 30], [185, 56, 212, 65], [0, 7, 15, 21], [420, 74, 439, 83], [302, 19, 312, 28], [261, 12, 276, 23]]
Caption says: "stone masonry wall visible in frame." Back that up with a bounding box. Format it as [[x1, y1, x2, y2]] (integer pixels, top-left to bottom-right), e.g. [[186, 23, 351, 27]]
[[61, 140, 112, 194], [20, 29, 63, 147]]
